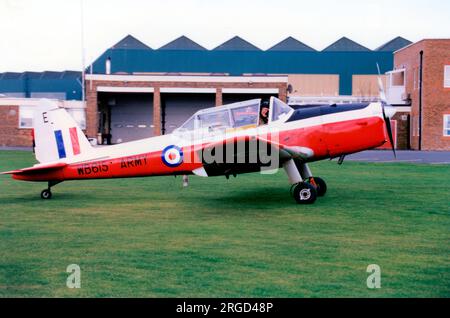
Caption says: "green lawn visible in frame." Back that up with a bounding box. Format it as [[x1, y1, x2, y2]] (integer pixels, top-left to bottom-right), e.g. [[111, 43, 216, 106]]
[[0, 150, 449, 297]]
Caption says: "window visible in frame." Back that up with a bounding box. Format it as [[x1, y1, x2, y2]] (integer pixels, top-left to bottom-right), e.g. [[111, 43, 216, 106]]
[[175, 99, 261, 136], [19, 106, 34, 128], [444, 115, 450, 136], [198, 110, 231, 130], [391, 70, 405, 86], [270, 97, 293, 123], [444, 65, 450, 88], [231, 104, 259, 128], [66, 108, 86, 130]]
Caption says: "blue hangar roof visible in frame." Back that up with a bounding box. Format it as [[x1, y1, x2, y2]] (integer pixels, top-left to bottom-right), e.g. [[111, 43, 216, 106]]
[[0, 71, 82, 100], [0, 35, 412, 99], [90, 35, 404, 95]]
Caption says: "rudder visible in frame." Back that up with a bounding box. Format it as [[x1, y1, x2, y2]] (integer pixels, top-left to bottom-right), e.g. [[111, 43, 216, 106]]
[[33, 99, 92, 163]]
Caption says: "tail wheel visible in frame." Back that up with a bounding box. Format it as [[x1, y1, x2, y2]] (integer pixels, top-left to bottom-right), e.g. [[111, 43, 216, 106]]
[[311, 177, 327, 197], [40, 189, 52, 200], [293, 182, 317, 204]]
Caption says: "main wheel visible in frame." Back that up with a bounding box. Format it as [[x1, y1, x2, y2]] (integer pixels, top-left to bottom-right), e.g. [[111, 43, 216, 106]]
[[293, 182, 317, 204], [40, 189, 52, 200], [312, 177, 327, 197]]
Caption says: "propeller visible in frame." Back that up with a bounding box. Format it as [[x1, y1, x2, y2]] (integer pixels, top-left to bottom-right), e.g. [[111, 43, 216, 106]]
[[376, 63, 396, 158]]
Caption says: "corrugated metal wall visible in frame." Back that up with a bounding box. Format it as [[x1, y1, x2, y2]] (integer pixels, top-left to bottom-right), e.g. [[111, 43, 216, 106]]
[[91, 50, 393, 95]]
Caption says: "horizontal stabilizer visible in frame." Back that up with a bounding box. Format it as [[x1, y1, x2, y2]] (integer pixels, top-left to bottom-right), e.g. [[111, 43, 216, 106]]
[[1, 162, 67, 175]]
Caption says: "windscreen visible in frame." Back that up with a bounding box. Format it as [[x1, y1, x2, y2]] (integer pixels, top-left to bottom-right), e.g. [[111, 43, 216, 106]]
[[271, 97, 293, 122]]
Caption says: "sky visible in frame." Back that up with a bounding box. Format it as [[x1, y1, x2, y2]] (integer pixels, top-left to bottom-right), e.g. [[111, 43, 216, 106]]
[[0, 0, 449, 72]]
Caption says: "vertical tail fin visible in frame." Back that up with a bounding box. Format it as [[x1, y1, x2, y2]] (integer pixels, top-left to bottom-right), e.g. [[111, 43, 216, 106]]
[[33, 99, 92, 163]]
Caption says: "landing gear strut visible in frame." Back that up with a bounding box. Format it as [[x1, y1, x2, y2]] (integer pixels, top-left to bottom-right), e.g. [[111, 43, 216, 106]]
[[283, 160, 327, 204], [40, 181, 62, 200]]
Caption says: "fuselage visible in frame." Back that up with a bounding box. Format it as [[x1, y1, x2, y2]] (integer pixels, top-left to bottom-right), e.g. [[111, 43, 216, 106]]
[[12, 102, 387, 182]]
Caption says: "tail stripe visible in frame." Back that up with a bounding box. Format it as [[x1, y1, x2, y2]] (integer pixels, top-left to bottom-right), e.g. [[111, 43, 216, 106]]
[[54, 130, 67, 159], [69, 127, 81, 155], [33, 101, 92, 163]]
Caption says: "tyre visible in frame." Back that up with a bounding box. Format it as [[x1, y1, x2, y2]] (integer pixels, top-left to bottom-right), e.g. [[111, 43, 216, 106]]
[[312, 177, 327, 197], [40, 189, 52, 200], [293, 182, 317, 204]]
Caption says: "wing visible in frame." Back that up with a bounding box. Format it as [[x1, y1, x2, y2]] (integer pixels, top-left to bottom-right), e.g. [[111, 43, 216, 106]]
[[192, 135, 314, 177]]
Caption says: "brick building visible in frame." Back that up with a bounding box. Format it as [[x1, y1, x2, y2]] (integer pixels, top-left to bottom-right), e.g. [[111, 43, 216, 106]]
[[390, 39, 450, 150], [0, 98, 85, 147]]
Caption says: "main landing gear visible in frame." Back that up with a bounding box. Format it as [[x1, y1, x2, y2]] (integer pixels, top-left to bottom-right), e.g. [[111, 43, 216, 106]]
[[283, 159, 327, 204], [40, 181, 62, 200]]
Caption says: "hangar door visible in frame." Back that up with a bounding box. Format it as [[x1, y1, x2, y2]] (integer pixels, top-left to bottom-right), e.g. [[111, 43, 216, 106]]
[[99, 92, 154, 144], [162, 93, 215, 134]]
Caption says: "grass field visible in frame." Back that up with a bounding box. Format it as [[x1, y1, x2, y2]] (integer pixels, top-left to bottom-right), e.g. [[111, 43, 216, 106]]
[[0, 150, 449, 297]]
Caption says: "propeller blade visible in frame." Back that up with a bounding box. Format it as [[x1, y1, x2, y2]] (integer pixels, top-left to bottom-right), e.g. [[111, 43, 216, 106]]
[[376, 63, 382, 76], [384, 115, 396, 158], [378, 78, 387, 103], [376, 63, 396, 158], [376, 63, 387, 103]]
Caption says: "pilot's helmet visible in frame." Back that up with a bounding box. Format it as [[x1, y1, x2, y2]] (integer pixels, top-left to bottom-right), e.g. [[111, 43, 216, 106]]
[[261, 100, 270, 109]]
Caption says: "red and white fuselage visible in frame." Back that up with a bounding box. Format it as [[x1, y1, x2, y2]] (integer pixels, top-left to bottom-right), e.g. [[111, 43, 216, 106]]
[[8, 99, 390, 183]]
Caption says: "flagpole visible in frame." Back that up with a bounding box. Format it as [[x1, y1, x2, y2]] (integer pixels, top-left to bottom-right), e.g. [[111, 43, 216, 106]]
[[80, 0, 86, 102]]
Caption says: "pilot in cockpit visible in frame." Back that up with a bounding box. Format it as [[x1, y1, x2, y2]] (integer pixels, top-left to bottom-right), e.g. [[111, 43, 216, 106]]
[[259, 100, 270, 125]]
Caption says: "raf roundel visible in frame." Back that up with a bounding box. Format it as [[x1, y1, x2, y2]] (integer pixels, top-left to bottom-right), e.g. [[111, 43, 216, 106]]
[[161, 145, 184, 167]]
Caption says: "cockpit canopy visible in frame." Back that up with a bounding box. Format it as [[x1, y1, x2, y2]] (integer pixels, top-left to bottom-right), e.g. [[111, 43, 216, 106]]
[[174, 97, 293, 135]]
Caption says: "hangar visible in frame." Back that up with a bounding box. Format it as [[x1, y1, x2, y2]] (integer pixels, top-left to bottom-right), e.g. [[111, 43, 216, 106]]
[[82, 35, 400, 145], [4, 35, 448, 151], [87, 73, 287, 143]]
